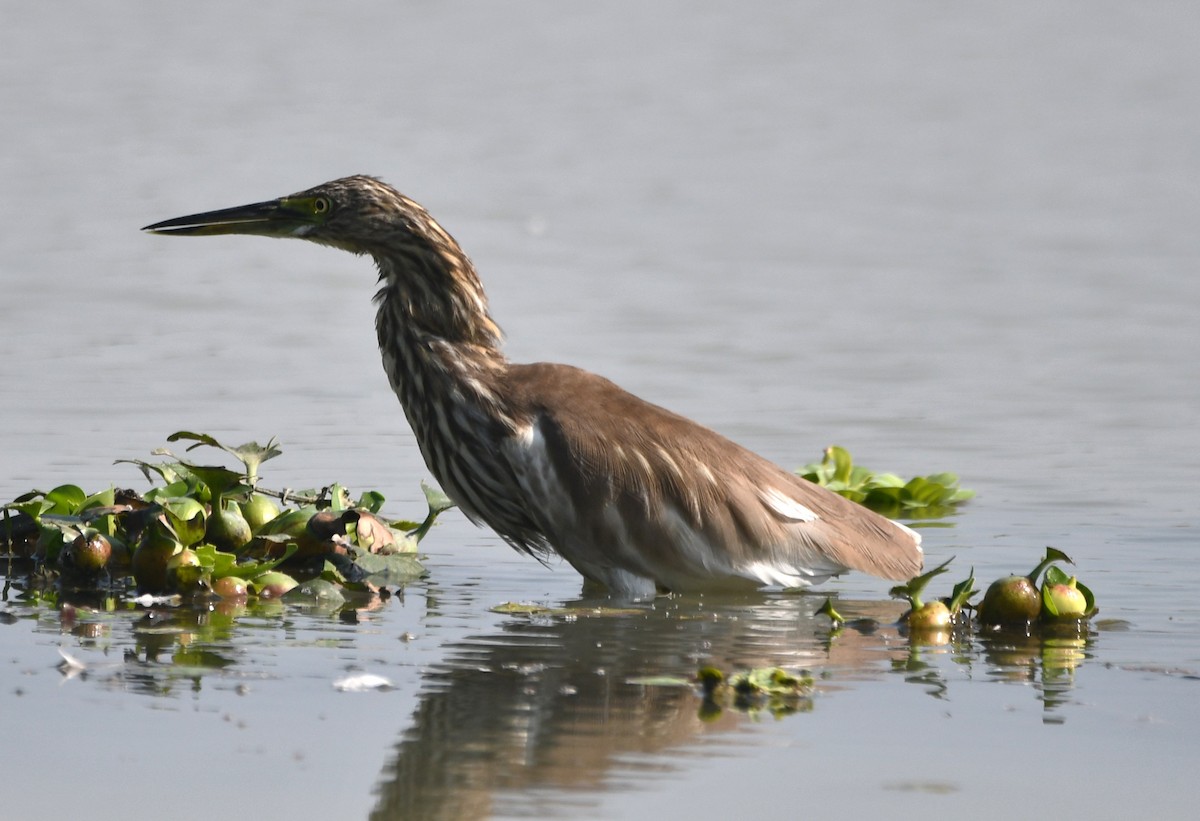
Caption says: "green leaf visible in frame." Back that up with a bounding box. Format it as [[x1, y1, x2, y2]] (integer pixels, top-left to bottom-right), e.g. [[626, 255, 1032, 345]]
[[184, 464, 247, 502], [794, 446, 973, 519], [946, 567, 977, 614], [1042, 565, 1072, 587], [158, 496, 207, 547], [6, 498, 54, 520], [166, 431, 283, 484], [45, 485, 86, 515], [421, 481, 454, 514], [79, 488, 117, 512], [326, 544, 426, 586], [828, 446, 853, 485], [192, 542, 296, 581], [356, 490, 386, 514], [889, 556, 955, 609]]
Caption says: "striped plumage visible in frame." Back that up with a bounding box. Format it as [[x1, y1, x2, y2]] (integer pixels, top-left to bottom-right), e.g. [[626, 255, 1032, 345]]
[[146, 175, 923, 599]]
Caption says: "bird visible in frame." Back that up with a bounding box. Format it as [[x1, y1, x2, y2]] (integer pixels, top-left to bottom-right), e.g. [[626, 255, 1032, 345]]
[[144, 175, 923, 599]]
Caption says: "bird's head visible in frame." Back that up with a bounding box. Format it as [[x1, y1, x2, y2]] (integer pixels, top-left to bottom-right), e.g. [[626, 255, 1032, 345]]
[[145, 175, 501, 346], [143, 175, 452, 258]]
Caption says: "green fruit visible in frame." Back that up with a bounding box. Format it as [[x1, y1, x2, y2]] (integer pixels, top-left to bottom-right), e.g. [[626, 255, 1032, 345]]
[[978, 575, 1042, 626], [69, 532, 112, 574], [907, 600, 952, 631], [212, 576, 249, 599], [167, 548, 205, 591], [240, 494, 280, 532], [206, 503, 252, 552], [1043, 577, 1087, 618], [252, 570, 298, 599]]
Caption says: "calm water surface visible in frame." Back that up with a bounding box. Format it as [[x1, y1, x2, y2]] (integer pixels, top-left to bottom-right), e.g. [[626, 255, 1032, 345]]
[[2, 2, 1198, 819]]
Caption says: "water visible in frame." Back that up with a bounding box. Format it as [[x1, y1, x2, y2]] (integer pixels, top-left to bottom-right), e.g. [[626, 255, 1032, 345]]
[[2, 1, 1198, 818]]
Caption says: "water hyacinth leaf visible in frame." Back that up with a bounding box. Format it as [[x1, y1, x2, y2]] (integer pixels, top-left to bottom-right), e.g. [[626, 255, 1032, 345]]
[[329, 483, 351, 512], [829, 446, 853, 484], [1043, 565, 1072, 587], [356, 490, 386, 514], [115, 457, 185, 487], [816, 597, 846, 625], [1076, 580, 1097, 614], [166, 431, 282, 484], [184, 464, 248, 502], [285, 577, 347, 606], [796, 446, 973, 519], [421, 481, 454, 515], [1043, 547, 1074, 567], [143, 479, 195, 504], [408, 481, 455, 542], [45, 485, 87, 514], [158, 496, 207, 547], [79, 487, 117, 512], [6, 497, 54, 520], [327, 545, 426, 586]]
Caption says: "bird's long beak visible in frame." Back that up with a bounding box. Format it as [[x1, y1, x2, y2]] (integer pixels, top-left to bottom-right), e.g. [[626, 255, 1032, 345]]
[[143, 198, 313, 237]]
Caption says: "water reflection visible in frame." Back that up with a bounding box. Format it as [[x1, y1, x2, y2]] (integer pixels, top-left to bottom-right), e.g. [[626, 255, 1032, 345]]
[[367, 594, 1095, 820], [4, 580, 1097, 817]]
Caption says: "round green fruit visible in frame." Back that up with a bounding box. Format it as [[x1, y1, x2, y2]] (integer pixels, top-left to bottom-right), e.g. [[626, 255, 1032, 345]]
[[240, 494, 280, 532], [206, 504, 252, 552], [978, 575, 1042, 627], [253, 570, 298, 599], [70, 532, 112, 574], [907, 600, 952, 631], [212, 576, 249, 599], [166, 548, 205, 591], [1043, 578, 1088, 618]]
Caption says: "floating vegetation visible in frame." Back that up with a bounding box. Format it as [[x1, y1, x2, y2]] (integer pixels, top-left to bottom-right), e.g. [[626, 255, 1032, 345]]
[[2, 432, 452, 603], [976, 546, 1097, 629], [797, 445, 974, 519], [889, 558, 976, 634], [880, 547, 1098, 641]]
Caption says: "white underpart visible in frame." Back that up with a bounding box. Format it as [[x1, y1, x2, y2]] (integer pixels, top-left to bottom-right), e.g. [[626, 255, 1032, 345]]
[[758, 487, 819, 523], [743, 560, 836, 588]]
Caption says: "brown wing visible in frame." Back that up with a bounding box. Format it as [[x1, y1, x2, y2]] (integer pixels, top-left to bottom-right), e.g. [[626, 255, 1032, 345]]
[[502, 363, 922, 588]]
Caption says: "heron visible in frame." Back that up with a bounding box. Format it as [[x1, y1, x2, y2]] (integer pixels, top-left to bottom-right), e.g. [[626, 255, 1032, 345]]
[[144, 175, 922, 599]]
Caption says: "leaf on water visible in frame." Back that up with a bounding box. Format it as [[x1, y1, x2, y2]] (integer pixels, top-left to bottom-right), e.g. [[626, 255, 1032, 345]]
[[796, 446, 973, 519], [285, 577, 347, 605], [327, 545, 426, 586]]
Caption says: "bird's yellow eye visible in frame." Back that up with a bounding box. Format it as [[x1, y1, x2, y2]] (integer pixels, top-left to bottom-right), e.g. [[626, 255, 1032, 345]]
[[312, 197, 331, 215]]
